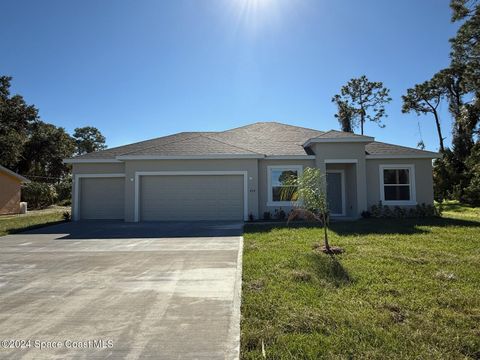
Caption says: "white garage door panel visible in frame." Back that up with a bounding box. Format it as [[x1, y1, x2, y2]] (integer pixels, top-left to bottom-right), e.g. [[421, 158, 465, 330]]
[[140, 175, 244, 221], [80, 177, 125, 220]]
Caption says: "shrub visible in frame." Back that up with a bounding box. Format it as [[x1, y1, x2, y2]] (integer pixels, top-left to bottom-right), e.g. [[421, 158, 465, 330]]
[[371, 202, 382, 218], [367, 202, 441, 219], [21, 182, 57, 209], [274, 208, 286, 220], [408, 208, 416, 218], [57, 198, 71, 206], [393, 206, 406, 218], [55, 177, 72, 203], [248, 213, 254, 222], [62, 211, 71, 221], [462, 173, 480, 206], [382, 205, 394, 218], [263, 211, 271, 220], [361, 210, 371, 218]]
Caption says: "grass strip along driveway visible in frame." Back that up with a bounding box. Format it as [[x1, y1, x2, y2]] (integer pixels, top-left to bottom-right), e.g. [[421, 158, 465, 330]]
[[241, 204, 480, 359], [0, 207, 66, 237]]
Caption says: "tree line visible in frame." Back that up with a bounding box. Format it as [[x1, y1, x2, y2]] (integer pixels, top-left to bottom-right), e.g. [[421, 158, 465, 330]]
[[331, 0, 480, 205], [0, 76, 106, 182], [0, 76, 107, 208]]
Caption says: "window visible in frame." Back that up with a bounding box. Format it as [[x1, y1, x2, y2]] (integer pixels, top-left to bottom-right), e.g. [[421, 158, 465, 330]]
[[267, 165, 302, 206], [379, 165, 416, 205]]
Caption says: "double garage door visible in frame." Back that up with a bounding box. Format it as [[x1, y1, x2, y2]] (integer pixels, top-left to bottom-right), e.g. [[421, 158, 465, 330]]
[[79, 174, 244, 221], [140, 175, 244, 221]]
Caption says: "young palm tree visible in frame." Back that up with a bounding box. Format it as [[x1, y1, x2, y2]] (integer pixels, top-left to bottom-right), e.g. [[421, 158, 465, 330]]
[[280, 167, 332, 252]]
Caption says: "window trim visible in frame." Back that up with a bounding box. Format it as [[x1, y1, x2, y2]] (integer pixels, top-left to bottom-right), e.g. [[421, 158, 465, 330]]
[[379, 164, 417, 205], [267, 165, 303, 206]]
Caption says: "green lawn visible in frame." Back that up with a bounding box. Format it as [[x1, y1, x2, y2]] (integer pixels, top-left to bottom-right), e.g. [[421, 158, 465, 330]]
[[0, 206, 68, 237], [241, 204, 480, 359]]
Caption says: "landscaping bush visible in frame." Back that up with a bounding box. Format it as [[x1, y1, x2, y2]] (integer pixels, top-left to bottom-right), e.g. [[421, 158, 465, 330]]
[[274, 208, 286, 220], [366, 202, 442, 219], [263, 211, 271, 220], [55, 177, 72, 204], [22, 181, 57, 209], [62, 211, 71, 221], [361, 210, 372, 218]]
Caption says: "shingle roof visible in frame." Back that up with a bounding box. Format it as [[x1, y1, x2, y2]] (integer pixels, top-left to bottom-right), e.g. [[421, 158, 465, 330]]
[[365, 141, 439, 157], [208, 122, 323, 156], [119, 135, 261, 156], [313, 130, 372, 139], [66, 121, 439, 160]]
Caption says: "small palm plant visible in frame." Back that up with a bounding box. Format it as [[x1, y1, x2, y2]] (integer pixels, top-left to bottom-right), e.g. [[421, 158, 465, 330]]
[[281, 167, 342, 254]]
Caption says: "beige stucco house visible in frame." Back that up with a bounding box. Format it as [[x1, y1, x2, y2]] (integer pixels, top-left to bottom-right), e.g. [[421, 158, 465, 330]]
[[64, 122, 439, 222], [0, 165, 30, 215]]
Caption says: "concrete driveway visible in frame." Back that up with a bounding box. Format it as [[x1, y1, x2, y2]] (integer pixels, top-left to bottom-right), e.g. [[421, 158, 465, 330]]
[[0, 221, 243, 360]]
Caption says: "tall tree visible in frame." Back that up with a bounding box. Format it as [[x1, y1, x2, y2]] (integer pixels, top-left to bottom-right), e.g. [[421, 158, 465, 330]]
[[448, 1, 480, 148], [402, 79, 446, 152], [332, 98, 357, 133], [331, 75, 392, 135], [73, 126, 107, 155], [0, 76, 39, 169], [450, 0, 480, 94], [18, 121, 75, 181]]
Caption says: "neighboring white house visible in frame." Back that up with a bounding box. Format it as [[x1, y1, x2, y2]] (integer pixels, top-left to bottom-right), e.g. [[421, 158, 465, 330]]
[[64, 122, 439, 222]]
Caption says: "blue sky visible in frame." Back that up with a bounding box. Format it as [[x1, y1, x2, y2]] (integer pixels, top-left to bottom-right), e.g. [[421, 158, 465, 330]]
[[1, 0, 458, 151]]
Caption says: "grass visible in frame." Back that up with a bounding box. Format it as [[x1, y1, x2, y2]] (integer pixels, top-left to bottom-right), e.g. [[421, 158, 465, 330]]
[[0, 206, 68, 237], [241, 204, 480, 359]]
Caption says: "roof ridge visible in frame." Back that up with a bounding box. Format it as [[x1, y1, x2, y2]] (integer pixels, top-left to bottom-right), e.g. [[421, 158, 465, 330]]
[[316, 129, 372, 138], [220, 121, 324, 134], [201, 134, 263, 154], [269, 122, 325, 133]]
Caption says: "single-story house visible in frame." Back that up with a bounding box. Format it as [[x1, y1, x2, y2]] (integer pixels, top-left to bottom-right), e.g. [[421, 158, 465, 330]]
[[64, 122, 439, 222], [0, 165, 30, 215]]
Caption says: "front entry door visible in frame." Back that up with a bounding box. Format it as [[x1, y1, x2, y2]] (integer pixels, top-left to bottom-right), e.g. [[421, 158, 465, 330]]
[[326, 171, 344, 216]]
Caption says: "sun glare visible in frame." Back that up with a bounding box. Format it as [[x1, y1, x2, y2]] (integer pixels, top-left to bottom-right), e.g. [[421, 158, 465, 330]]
[[229, 0, 280, 33]]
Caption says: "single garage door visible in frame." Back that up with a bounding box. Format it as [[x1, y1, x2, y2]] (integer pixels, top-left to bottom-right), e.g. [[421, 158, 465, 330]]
[[140, 175, 244, 221], [80, 177, 125, 220]]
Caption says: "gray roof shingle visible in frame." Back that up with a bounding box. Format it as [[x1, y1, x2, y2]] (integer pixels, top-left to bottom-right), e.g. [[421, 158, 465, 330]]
[[313, 130, 372, 139], [119, 135, 261, 156], [67, 121, 439, 160], [365, 141, 439, 157]]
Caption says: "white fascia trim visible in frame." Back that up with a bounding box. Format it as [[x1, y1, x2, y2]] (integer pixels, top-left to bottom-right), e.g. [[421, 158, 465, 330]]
[[265, 155, 316, 160], [324, 159, 358, 164], [73, 173, 125, 221], [326, 169, 346, 216], [366, 154, 440, 159], [117, 154, 263, 160], [64, 158, 122, 164], [304, 136, 374, 147], [134, 171, 249, 222], [378, 164, 417, 206]]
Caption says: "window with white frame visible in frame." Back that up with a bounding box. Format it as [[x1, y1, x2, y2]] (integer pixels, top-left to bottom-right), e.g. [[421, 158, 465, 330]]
[[267, 165, 302, 206], [379, 165, 416, 205]]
